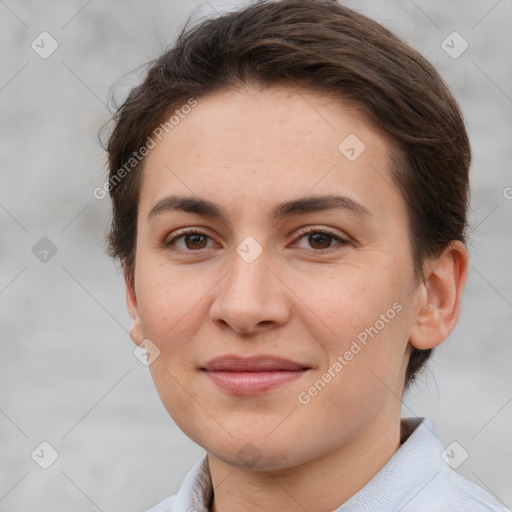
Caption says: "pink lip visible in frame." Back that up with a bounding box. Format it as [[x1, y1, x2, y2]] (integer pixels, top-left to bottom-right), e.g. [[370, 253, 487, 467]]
[[200, 355, 311, 395]]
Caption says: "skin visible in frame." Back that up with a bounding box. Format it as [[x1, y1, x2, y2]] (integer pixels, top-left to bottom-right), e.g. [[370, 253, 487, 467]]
[[125, 85, 468, 512]]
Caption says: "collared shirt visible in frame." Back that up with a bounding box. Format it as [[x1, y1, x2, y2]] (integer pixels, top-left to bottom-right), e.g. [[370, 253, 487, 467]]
[[146, 417, 510, 512]]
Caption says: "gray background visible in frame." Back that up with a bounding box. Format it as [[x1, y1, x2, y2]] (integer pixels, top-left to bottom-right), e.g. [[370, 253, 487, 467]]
[[1, 0, 511, 511]]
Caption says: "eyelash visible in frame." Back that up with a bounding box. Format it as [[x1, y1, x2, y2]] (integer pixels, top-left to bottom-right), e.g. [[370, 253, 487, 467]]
[[164, 226, 349, 253]]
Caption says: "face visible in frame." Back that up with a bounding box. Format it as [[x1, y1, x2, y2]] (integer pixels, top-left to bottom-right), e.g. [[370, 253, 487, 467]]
[[126, 86, 423, 470]]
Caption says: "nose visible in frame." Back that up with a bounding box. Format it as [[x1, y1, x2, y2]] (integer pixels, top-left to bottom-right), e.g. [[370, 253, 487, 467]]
[[209, 247, 291, 335]]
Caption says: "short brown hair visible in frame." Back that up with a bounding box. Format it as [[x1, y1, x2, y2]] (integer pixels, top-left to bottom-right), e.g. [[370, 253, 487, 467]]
[[104, 0, 471, 389]]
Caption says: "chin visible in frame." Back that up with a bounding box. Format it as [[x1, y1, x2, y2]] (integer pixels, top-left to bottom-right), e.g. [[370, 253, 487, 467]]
[[192, 427, 312, 472], [211, 441, 301, 472]]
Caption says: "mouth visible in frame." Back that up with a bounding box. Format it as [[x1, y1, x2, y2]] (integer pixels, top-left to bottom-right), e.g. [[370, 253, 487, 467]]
[[200, 355, 312, 395]]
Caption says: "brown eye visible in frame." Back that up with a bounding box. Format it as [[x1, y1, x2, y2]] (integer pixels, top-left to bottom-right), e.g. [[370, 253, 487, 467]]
[[294, 228, 348, 252], [183, 233, 208, 250], [165, 230, 214, 251], [307, 232, 333, 250]]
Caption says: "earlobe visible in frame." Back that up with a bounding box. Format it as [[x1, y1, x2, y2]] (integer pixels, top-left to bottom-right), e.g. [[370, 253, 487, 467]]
[[124, 271, 144, 346], [409, 241, 468, 350]]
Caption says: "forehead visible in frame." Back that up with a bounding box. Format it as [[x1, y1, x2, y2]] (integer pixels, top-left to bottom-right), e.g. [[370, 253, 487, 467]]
[[139, 85, 403, 223]]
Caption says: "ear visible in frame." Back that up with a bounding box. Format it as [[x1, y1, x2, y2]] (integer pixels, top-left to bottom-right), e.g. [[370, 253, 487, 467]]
[[409, 241, 468, 350], [124, 271, 144, 346]]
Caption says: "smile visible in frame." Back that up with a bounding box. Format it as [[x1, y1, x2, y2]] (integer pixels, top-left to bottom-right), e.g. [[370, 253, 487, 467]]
[[200, 355, 311, 395]]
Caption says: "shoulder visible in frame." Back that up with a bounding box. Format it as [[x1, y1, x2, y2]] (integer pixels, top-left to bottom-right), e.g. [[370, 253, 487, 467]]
[[393, 418, 510, 512], [431, 468, 510, 512], [144, 494, 177, 512]]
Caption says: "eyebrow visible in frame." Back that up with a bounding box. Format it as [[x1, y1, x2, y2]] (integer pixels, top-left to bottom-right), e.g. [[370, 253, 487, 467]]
[[147, 194, 373, 223]]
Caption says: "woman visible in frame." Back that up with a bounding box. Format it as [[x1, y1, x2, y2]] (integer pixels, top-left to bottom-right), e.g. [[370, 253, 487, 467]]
[[103, 1, 509, 510]]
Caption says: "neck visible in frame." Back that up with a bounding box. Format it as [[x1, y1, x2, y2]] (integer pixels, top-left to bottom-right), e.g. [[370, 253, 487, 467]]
[[208, 408, 402, 512]]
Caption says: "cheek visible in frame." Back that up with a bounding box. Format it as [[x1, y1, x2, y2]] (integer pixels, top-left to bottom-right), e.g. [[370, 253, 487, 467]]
[[305, 270, 411, 390], [300, 267, 399, 340], [148, 359, 209, 438], [136, 261, 206, 338], [302, 309, 410, 433]]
